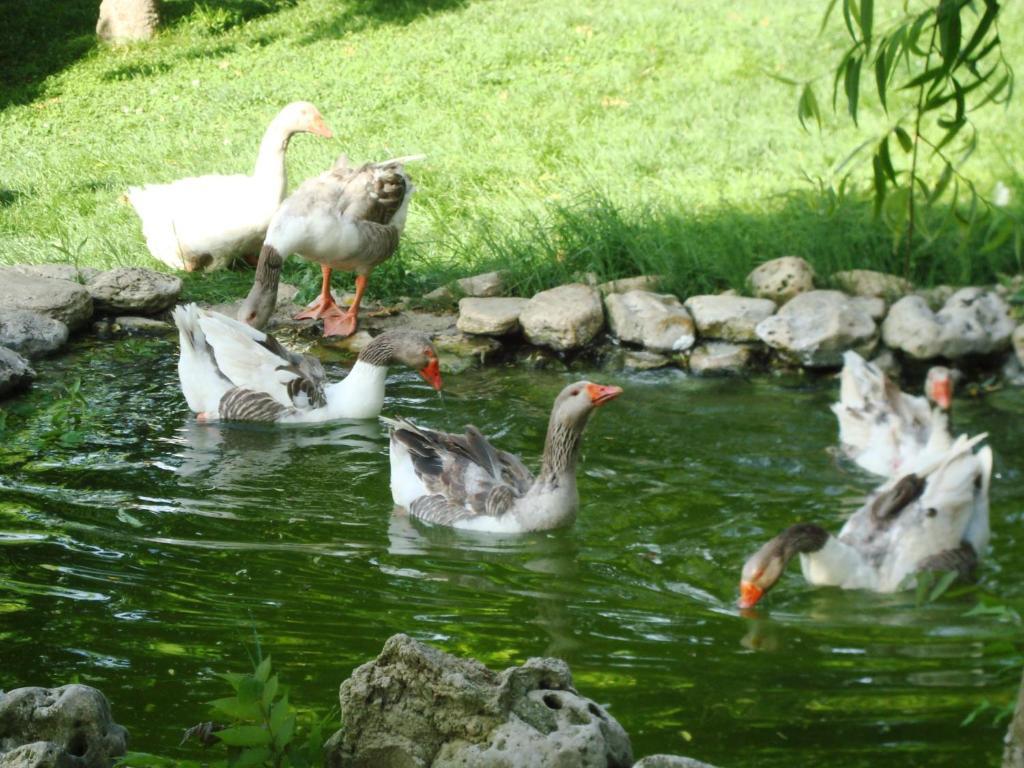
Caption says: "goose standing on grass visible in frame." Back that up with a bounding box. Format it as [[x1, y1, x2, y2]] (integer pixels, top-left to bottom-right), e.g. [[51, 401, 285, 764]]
[[385, 381, 623, 533], [832, 350, 955, 477], [738, 433, 993, 608], [173, 304, 441, 423], [238, 154, 417, 338], [127, 102, 332, 272]]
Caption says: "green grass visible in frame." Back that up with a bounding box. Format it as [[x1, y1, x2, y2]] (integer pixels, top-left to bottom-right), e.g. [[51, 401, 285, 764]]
[[1, 0, 1023, 303]]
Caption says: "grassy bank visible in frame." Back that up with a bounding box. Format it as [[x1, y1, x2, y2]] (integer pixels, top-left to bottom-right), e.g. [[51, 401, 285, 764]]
[[1, 0, 1022, 304]]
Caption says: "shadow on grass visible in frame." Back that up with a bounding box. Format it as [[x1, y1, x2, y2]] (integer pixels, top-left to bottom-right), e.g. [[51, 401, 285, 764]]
[[298, 0, 470, 43]]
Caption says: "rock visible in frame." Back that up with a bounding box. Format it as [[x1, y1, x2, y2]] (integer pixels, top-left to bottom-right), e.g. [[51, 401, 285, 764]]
[[326, 634, 632, 768], [604, 291, 695, 353], [688, 342, 756, 375], [0, 741, 72, 768], [520, 284, 605, 352], [96, 0, 158, 42], [0, 271, 93, 331], [622, 350, 671, 370], [755, 290, 877, 367], [746, 256, 815, 304], [320, 331, 375, 357], [869, 347, 902, 379], [8, 264, 99, 284], [915, 284, 956, 311], [87, 268, 181, 315], [633, 756, 718, 768], [112, 316, 173, 335], [849, 295, 887, 322], [0, 311, 69, 358], [883, 288, 1016, 359], [456, 271, 506, 298], [832, 269, 912, 300], [0, 685, 127, 768], [1014, 324, 1024, 367], [0, 347, 35, 398], [457, 298, 529, 336], [683, 295, 775, 342], [434, 333, 502, 373], [597, 275, 663, 296]]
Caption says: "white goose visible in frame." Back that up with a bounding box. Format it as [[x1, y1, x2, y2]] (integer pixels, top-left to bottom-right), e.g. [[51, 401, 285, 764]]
[[738, 433, 993, 608], [832, 350, 955, 477], [386, 381, 622, 533], [173, 304, 441, 423], [128, 102, 332, 272]]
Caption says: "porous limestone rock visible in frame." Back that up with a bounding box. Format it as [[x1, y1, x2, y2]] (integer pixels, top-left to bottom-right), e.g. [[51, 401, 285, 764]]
[[597, 275, 663, 296], [622, 349, 671, 371], [112, 316, 173, 335], [1014, 324, 1024, 367], [915, 284, 956, 311], [520, 284, 605, 352], [832, 269, 912, 300], [0, 347, 35, 398], [746, 256, 815, 304], [8, 265, 99, 284], [326, 634, 632, 768], [849, 295, 887, 322], [0, 685, 127, 768], [688, 342, 755, 375], [96, 0, 158, 42], [0, 310, 69, 358], [633, 756, 719, 768], [87, 268, 181, 315], [882, 288, 1015, 359], [434, 333, 502, 373], [0, 271, 93, 331], [682, 295, 776, 342], [425, 272, 507, 302], [604, 291, 695, 353], [755, 290, 877, 367], [457, 298, 529, 336]]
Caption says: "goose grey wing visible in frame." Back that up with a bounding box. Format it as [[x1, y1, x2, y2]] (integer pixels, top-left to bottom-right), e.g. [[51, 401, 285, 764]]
[[916, 541, 978, 578], [219, 388, 294, 423], [254, 332, 327, 410]]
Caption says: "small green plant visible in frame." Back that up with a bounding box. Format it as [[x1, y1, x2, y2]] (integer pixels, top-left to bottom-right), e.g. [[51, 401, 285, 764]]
[[120, 654, 329, 768]]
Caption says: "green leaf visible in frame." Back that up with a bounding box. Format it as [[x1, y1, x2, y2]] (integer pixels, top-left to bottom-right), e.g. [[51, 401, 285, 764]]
[[844, 55, 862, 123], [878, 136, 896, 183], [894, 126, 913, 152], [217, 672, 250, 693], [935, 118, 966, 151], [237, 677, 263, 708], [871, 154, 886, 217], [820, 0, 841, 34], [254, 656, 272, 684], [210, 696, 262, 721], [274, 713, 296, 750], [874, 48, 888, 110], [261, 675, 279, 709], [928, 570, 959, 602], [938, 1, 962, 70], [859, 0, 873, 51], [958, 0, 999, 65], [914, 572, 932, 606], [269, 695, 290, 734], [841, 0, 860, 42], [797, 83, 822, 131], [216, 725, 272, 748], [231, 747, 272, 768], [900, 65, 945, 91], [929, 162, 954, 203]]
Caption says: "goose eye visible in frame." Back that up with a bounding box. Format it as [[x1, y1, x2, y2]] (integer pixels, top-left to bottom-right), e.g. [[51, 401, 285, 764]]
[[569, 388, 580, 396], [926, 507, 938, 518]]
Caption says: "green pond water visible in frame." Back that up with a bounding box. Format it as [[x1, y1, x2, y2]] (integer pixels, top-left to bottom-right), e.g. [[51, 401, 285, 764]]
[[1, 335, 1023, 767]]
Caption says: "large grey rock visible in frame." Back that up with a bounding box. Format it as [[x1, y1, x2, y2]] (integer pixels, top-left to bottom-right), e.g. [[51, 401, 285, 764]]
[[96, 0, 158, 42], [0, 347, 35, 398], [683, 295, 775, 342], [755, 289, 877, 367], [605, 291, 695, 353], [520, 284, 605, 351], [0, 741, 73, 768], [0, 271, 93, 331], [688, 342, 756, 375], [0, 685, 127, 768], [1014, 324, 1024, 367], [597, 275, 663, 296], [8, 265, 98, 284], [882, 288, 1015, 359], [0, 311, 69, 358], [622, 349, 671, 370], [425, 272, 507, 302], [633, 756, 718, 768], [746, 256, 815, 304], [326, 634, 632, 768], [87, 268, 181, 315], [849, 295, 887, 322], [832, 269, 912, 300], [457, 298, 529, 336]]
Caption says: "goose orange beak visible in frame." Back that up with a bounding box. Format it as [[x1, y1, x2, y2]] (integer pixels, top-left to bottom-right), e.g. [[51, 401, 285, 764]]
[[931, 377, 952, 410], [309, 114, 333, 138], [419, 357, 442, 391], [586, 383, 623, 406], [738, 580, 763, 609]]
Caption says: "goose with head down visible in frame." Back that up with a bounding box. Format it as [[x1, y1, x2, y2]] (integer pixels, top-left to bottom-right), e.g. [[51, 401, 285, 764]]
[[127, 102, 332, 272], [173, 304, 441, 423], [385, 381, 623, 533], [832, 350, 956, 477], [738, 432, 993, 608], [239, 153, 417, 338]]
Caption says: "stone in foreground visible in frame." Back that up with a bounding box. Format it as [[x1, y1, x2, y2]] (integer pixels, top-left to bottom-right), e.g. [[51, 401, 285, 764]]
[[87, 268, 182, 315], [520, 283, 605, 352], [457, 297, 529, 336], [8, 264, 99, 284], [1014, 324, 1024, 368], [0, 685, 127, 768], [0, 271, 93, 331], [746, 256, 815, 304], [605, 290, 695, 353], [755, 290, 877, 367], [0, 310, 69, 358], [634, 756, 718, 768], [683, 295, 775, 342], [832, 269, 912, 300], [0, 347, 35, 399], [326, 633, 632, 768], [883, 288, 1016, 359], [688, 342, 755, 375], [597, 275, 663, 296]]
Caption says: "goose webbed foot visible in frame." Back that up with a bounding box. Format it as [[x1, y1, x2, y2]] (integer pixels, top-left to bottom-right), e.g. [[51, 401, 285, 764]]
[[294, 293, 339, 321], [323, 308, 358, 338]]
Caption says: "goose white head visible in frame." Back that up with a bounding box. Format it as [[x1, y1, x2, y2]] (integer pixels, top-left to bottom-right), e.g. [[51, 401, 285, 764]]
[[551, 381, 624, 427], [925, 366, 953, 410], [359, 331, 442, 390], [273, 101, 333, 139], [738, 523, 830, 608]]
